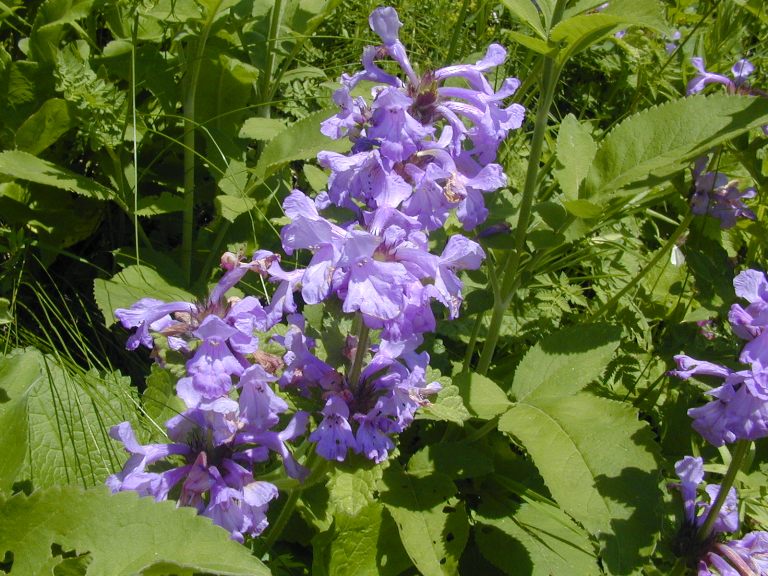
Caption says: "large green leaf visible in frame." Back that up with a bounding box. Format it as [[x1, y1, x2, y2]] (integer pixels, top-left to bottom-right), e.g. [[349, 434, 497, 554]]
[[407, 441, 494, 480], [381, 463, 468, 576], [254, 108, 351, 179], [15, 98, 75, 155], [500, 0, 546, 38], [0, 485, 270, 575], [510, 323, 620, 402], [0, 151, 120, 206], [498, 394, 661, 575], [93, 264, 195, 325], [475, 495, 600, 575], [583, 94, 768, 201], [0, 349, 139, 489], [554, 113, 597, 202], [550, 0, 666, 63], [312, 503, 410, 576], [29, 0, 95, 63], [455, 371, 512, 419]]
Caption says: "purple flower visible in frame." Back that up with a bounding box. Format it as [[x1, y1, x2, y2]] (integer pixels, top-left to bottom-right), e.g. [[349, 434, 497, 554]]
[[309, 395, 358, 461], [691, 157, 756, 229], [687, 57, 756, 95], [729, 269, 768, 344], [673, 456, 739, 535], [700, 532, 768, 575]]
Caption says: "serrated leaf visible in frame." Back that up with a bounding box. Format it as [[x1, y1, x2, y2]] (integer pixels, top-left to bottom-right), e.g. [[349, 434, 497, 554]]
[[0, 349, 139, 489], [583, 95, 768, 201], [510, 323, 621, 402], [555, 114, 597, 201], [475, 496, 600, 576], [455, 371, 512, 420], [93, 264, 194, 325], [419, 384, 471, 424], [142, 365, 185, 429], [254, 108, 352, 179], [498, 394, 661, 575], [328, 465, 383, 517], [381, 463, 468, 576], [407, 442, 494, 480], [501, 0, 546, 38], [0, 395, 28, 493], [550, 0, 665, 63], [15, 98, 74, 155], [312, 503, 410, 576], [0, 485, 269, 575], [0, 151, 119, 206], [135, 192, 184, 216], [239, 117, 287, 140]]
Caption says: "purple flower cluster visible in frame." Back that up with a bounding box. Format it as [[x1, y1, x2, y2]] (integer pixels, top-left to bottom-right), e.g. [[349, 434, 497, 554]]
[[690, 156, 756, 229], [107, 5, 519, 540], [671, 269, 768, 446], [673, 456, 768, 575], [108, 261, 308, 541]]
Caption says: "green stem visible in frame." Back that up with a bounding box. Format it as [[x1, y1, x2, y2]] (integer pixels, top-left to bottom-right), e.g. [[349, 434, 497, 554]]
[[697, 440, 750, 542], [462, 313, 484, 372], [258, 0, 284, 116], [348, 319, 370, 389], [444, 0, 470, 66], [476, 28, 563, 375], [590, 213, 693, 320], [182, 2, 220, 285]]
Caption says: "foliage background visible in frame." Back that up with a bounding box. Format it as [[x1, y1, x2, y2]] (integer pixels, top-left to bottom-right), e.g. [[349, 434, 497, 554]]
[[0, 0, 767, 574]]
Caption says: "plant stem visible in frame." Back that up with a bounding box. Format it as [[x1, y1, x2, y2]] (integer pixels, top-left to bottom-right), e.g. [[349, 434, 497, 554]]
[[697, 440, 750, 542], [348, 320, 370, 389], [476, 26, 563, 375], [258, 0, 284, 117], [182, 2, 220, 285], [590, 212, 694, 320], [444, 0, 470, 66]]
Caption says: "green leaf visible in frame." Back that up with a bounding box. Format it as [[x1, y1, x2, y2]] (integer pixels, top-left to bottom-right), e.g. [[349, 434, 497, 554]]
[[583, 95, 768, 201], [454, 371, 512, 420], [419, 384, 471, 424], [254, 108, 352, 179], [554, 114, 597, 201], [135, 192, 185, 216], [327, 464, 383, 517], [15, 98, 75, 155], [142, 365, 185, 431], [93, 264, 194, 325], [0, 151, 119, 205], [215, 195, 258, 223], [550, 0, 666, 63], [475, 495, 600, 576], [0, 395, 28, 493], [563, 199, 603, 218], [381, 462, 468, 576], [239, 117, 287, 140], [498, 394, 661, 575], [0, 297, 10, 325], [501, 0, 546, 37], [0, 349, 140, 489], [407, 442, 494, 480], [506, 31, 555, 55], [510, 323, 620, 402], [312, 503, 410, 576], [29, 0, 95, 63], [0, 485, 270, 575]]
